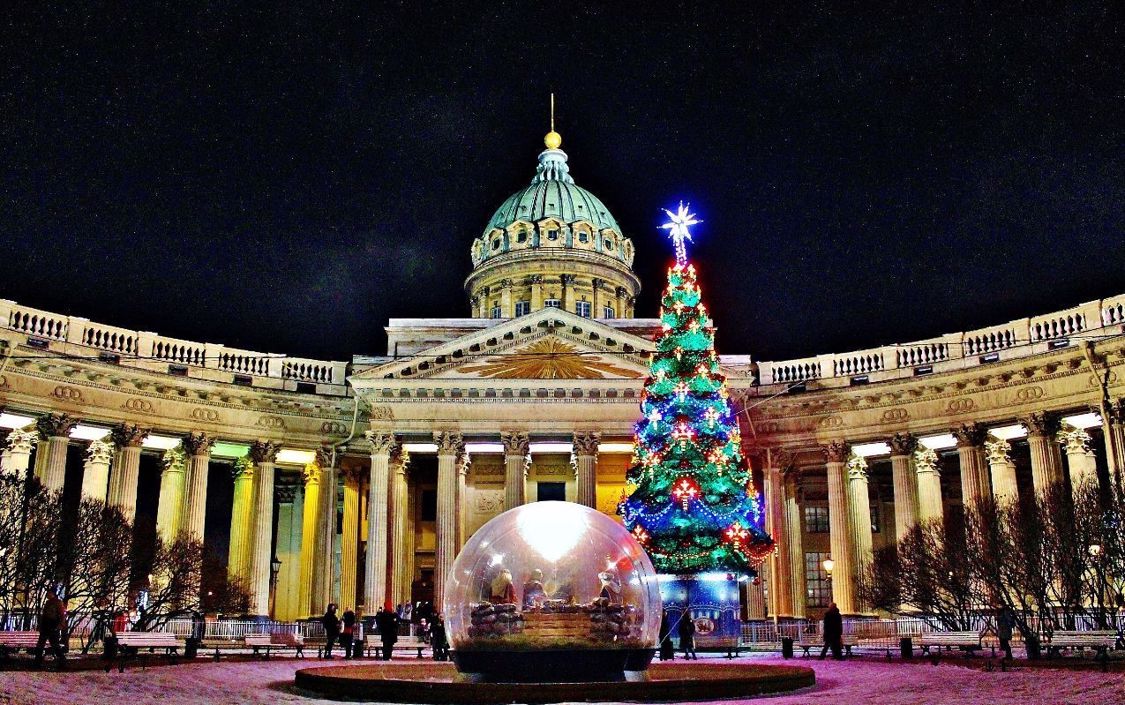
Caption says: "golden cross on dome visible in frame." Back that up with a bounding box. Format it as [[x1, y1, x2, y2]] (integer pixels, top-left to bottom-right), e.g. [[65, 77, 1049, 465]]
[[545, 93, 562, 150]]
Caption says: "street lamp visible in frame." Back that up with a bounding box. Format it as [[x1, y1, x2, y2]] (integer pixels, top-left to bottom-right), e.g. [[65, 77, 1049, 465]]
[[268, 556, 282, 618], [822, 557, 834, 578]]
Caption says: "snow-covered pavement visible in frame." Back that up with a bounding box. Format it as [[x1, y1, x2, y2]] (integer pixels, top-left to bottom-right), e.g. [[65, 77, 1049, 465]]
[[0, 653, 1121, 704]]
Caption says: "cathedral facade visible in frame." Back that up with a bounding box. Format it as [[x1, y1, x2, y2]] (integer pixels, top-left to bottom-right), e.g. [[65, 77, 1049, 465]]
[[2, 130, 1123, 620]]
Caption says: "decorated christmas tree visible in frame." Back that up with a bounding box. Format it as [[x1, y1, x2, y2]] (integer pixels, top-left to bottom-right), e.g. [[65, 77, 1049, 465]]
[[621, 203, 773, 574]]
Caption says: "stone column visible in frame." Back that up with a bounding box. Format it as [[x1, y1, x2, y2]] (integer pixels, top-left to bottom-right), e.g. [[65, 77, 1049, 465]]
[[784, 473, 807, 618], [340, 468, 360, 610], [764, 459, 792, 617], [1023, 412, 1064, 495], [573, 432, 600, 508], [434, 431, 463, 609], [227, 456, 255, 583], [615, 287, 627, 319], [914, 446, 944, 523], [846, 453, 873, 612], [180, 432, 214, 540], [591, 279, 603, 316], [312, 448, 337, 614], [1058, 424, 1097, 491], [746, 578, 767, 620], [529, 274, 544, 310], [501, 431, 529, 509], [1102, 400, 1124, 487], [36, 413, 77, 493], [477, 287, 490, 318], [248, 440, 279, 618], [499, 279, 514, 318], [2, 429, 37, 477], [364, 432, 396, 613], [108, 423, 148, 522], [985, 436, 1018, 505], [560, 274, 576, 312], [390, 448, 412, 606], [888, 432, 919, 542], [823, 441, 856, 614], [298, 461, 320, 618], [456, 451, 471, 550], [81, 438, 115, 502], [155, 445, 187, 540], [953, 423, 990, 508]]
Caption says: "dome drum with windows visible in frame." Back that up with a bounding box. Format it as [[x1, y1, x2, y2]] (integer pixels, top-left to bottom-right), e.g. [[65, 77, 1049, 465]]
[[465, 129, 641, 321]]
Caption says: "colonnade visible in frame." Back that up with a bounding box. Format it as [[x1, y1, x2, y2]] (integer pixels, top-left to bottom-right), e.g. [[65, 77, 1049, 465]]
[[762, 407, 1125, 618]]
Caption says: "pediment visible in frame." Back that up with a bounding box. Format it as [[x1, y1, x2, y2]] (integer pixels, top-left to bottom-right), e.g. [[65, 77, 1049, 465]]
[[350, 309, 655, 384]]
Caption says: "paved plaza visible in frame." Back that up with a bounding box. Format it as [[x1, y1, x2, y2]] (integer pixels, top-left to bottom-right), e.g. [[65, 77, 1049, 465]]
[[0, 653, 1121, 705]]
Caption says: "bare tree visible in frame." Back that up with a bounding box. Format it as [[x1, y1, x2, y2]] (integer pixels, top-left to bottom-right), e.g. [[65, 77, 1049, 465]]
[[58, 499, 133, 651]]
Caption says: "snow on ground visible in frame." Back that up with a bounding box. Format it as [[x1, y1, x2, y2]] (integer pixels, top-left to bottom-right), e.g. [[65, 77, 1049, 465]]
[[0, 653, 1121, 705]]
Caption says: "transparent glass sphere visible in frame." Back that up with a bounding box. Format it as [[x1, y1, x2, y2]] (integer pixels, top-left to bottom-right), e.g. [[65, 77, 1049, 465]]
[[444, 501, 661, 652]]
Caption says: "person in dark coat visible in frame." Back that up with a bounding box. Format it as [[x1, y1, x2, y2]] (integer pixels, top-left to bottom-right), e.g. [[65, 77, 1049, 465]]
[[677, 612, 697, 660], [321, 603, 340, 659], [820, 603, 843, 660], [340, 608, 357, 659], [34, 588, 67, 669], [658, 610, 675, 661], [375, 606, 399, 660], [429, 612, 449, 661], [996, 607, 1015, 659]]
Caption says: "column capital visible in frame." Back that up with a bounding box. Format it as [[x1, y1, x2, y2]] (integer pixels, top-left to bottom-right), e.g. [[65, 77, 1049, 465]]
[[315, 446, 333, 470], [1020, 411, 1060, 437], [231, 455, 254, 480], [1104, 399, 1125, 424], [914, 446, 940, 475], [846, 454, 868, 480], [822, 440, 850, 464], [86, 438, 115, 464], [392, 446, 410, 475], [984, 436, 1012, 464], [500, 430, 530, 456], [572, 431, 601, 456], [111, 423, 149, 449], [302, 462, 321, 486], [1057, 424, 1092, 455], [181, 431, 214, 456], [498, 278, 513, 289], [434, 430, 464, 456], [527, 274, 543, 285], [560, 273, 577, 285], [888, 432, 918, 456], [161, 445, 187, 473], [5, 428, 37, 454], [249, 440, 279, 464], [365, 431, 398, 456], [952, 422, 987, 448], [37, 413, 78, 439]]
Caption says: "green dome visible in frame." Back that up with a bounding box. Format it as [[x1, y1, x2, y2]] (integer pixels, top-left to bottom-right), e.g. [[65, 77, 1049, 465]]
[[483, 148, 622, 237]]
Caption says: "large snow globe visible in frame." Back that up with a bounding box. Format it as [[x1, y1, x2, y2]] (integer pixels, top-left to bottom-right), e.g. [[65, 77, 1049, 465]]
[[444, 501, 661, 682]]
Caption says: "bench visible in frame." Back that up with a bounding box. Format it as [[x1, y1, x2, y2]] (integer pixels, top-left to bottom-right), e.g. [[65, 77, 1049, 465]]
[[1047, 630, 1119, 667], [364, 634, 430, 658], [917, 632, 988, 657], [245, 632, 305, 659], [796, 635, 858, 658], [0, 631, 42, 658], [111, 632, 183, 672]]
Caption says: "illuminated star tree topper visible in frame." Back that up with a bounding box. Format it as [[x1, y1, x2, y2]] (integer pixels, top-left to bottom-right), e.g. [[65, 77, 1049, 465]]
[[660, 201, 701, 266]]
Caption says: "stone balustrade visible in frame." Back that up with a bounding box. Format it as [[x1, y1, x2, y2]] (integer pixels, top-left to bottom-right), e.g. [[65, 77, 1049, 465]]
[[758, 294, 1124, 387], [0, 298, 348, 395]]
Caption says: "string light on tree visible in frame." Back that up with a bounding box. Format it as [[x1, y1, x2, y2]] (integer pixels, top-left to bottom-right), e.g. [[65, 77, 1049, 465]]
[[620, 201, 773, 574]]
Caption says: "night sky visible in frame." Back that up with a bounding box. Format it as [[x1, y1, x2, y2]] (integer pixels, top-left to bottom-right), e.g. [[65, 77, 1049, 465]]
[[3, 3, 1122, 363]]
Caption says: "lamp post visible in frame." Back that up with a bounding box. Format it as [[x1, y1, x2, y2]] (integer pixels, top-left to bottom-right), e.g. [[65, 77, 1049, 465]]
[[1088, 543, 1106, 627], [822, 556, 834, 608], [268, 556, 282, 619]]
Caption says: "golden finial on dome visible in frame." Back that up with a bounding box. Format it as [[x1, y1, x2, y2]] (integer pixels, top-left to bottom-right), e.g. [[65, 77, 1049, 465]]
[[544, 92, 562, 150]]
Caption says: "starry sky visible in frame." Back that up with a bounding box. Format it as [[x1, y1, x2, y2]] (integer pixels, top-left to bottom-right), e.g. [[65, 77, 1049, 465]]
[[3, 2, 1123, 363]]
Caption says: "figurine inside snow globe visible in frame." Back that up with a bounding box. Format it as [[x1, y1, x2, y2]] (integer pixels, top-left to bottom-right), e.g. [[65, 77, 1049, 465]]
[[444, 501, 661, 682]]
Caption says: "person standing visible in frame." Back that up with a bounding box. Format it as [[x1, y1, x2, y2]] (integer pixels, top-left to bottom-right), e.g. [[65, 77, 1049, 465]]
[[820, 602, 843, 660], [677, 611, 697, 660], [340, 608, 357, 659], [658, 610, 675, 661], [321, 603, 340, 659], [34, 587, 67, 670], [375, 605, 399, 660], [430, 612, 448, 661], [997, 607, 1015, 660]]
